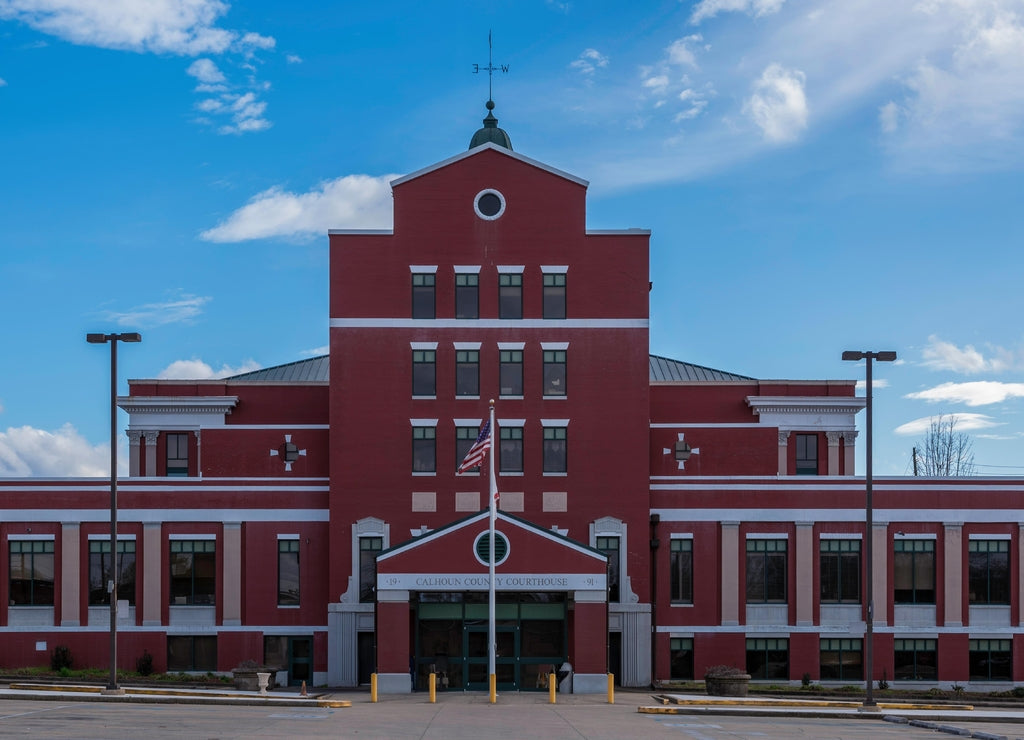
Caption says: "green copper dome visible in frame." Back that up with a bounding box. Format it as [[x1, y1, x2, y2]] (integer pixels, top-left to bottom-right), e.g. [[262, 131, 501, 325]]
[[469, 100, 512, 150]]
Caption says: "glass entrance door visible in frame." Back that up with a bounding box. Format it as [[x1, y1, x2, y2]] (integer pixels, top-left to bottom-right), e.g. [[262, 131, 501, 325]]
[[464, 625, 518, 690]]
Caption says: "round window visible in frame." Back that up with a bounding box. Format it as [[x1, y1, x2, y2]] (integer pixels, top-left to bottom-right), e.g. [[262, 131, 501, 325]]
[[474, 530, 510, 566], [474, 189, 506, 220]]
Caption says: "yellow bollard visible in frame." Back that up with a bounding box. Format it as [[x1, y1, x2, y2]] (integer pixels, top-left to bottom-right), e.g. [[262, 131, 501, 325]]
[[548, 673, 556, 704], [489, 673, 496, 704], [607, 673, 615, 704], [370, 673, 378, 703], [429, 672, 436, 703]]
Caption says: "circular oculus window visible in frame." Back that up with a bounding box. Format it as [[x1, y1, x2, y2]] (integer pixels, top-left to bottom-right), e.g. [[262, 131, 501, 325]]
[[474, 189, 506, 220], [473, 529, 510, 566]]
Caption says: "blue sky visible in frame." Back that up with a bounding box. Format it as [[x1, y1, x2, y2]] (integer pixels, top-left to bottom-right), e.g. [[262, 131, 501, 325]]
[[1, 0, 1023, 477]]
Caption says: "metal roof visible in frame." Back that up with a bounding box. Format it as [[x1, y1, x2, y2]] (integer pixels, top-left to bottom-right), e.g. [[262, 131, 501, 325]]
[[649, 354, 755, 382]]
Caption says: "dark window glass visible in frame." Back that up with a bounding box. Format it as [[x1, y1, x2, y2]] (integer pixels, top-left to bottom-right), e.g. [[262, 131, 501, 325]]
[[167, 635, 217, 672], [795, 434, 818, 475], [596, 536, 620, 602], [412, 350, 436, 397], [969, 639, 1012, 681], [89, 539, 136, 605], [412, 426, 436, 473], [167, 432, 189, 477], [543, 273, 566, 319], [455, 273, 479, 319], [359, 537, 383, 603], [169, 539, 216, 605], [819, 540, 860, 603], [9, 540, 55, 606], [499, 273, 522, 319], [670, 539, 693, 604], [456, 426, 480, 473], [893, 638, 937, 681], [455, 350, 479, 397], [969, 540, 1010, 605], [746, 638, 789, 680], [499, 426, 523, 473], [412, 273, 435, 319], [477, 192, 502, 217], [278, 539, 300, 606], [670, 638, 694, 680], [542, 427, 567, 473], [746, 539, 787, 603], [820, 638, 862, 681], [894, 539, 935, 604], [499, 350, 523, 396], [543, 349, 566, 396]]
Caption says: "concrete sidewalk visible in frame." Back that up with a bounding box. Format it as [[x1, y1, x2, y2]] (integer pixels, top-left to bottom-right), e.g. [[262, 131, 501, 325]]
[[0, 681, 350, 708]]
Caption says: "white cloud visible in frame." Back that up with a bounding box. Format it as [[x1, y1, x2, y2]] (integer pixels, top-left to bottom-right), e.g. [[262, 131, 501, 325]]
[[743, 63, 808, 143], [879, 100, 901, 133], [101, 292, 210, 328], [854, 378, 890, 392], [157, 358, 261, 379], [905, 381, 1024, 407], [894, 412, 1001, 436], [921, 335, 1013, 374], [238, 31, 274, 51], [642, 73, 670, 95], [302, 345, 329, 357], [0, 76, 7, 87], [674, 88, 710, 121], [667, 35, 704, 68], [201, 174, 398, 242], [286, 54, 302, 64], [690, 0, 786, 25], [186, 57, 225, 85], [0, 423, 111, 477], [570, 48, 608, 75]]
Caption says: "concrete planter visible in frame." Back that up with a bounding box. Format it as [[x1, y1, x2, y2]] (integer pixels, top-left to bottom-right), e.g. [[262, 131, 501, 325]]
[[232, 661, 277, 692], [704, 673, 751, 697]]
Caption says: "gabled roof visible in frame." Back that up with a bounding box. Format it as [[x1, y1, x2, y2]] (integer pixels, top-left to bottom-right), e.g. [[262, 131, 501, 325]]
[[649, 354, 755, 382], [390, 142, 589, 189]]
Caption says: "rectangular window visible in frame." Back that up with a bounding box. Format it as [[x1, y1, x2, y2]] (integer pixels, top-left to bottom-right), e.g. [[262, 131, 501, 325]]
[[543, 350, 567, 396], [499, 426, 523, 473], [455, 273, 479, 319], [456, 426, 481, 473], [820, 539, 860, 604], [746, 638, 789, 680], [359, 536, 383, 603], [543, 427, 567, 473], [412, 350, 436, 397], [412, 426, 436, 473], [894, 539, 935, 604], [893, 638, 937, 681], [9, 540, 55, 606], [670, 539, 693, 604], [167, 635, 217, 672], [169, 539, 216, 605], [969, 539, 1010, 605], [167, 432, 189, 477], [499, 350, 523, 397], [411, 273, 435, 319], [969, 638, 1012, 681], [89, 539, 136, 606], [820, 638, 862, 681], [278, 539, 300, 606], [596, 536, 620, 602], [499, 273, 522, 319], [746, 539, 787, 603], [795, 434, 818, 475], [455, 350, 480, 397], [543, 273, 566, 319], [670, 638, 694, 680]]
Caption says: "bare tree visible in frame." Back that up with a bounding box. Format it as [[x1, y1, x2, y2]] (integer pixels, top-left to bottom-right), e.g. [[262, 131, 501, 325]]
[[913, 414, 976, 476]]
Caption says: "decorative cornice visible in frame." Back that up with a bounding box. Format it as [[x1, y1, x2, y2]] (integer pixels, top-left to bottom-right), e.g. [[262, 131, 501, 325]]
[[117, 396, 238, 416], [747, 396, 867, 416]]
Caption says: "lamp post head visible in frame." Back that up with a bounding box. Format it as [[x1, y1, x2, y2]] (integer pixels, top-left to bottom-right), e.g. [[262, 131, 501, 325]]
[[86, 332, 142, 344], [86, 333, 108, 344], [842, 350, 897, 362]]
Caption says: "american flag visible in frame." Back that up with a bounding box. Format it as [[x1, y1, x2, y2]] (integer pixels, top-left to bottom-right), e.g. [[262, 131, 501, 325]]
[[457, 421, 491, 474]]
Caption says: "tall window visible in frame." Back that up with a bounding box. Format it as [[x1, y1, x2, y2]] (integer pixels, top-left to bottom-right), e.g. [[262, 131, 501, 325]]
[[9, 540, 55, 606], [969, 639, 1012, 681], [278, 539, 300, 606], [169, 539, 216, 605], [455, 273, 479, 319], [167, 636, 217, 672], [543, 427, 567, 473], [543, 273, 566, 319], [543, 350, 567, 396], [456, 426, 481, 473], [670, 539, 693, 604], [455, 350, 480, 397], [820, 638, 862, 680], [498, 273, 522, 319], [89, 539, 136, 605], [820, 539, 860, 603], [167, 432, 189, 477], [412, 350, 436, 397], [359, 536, 383, 603], [670, 638, 694, 680], [412, 426, 436, 473], [893, 638, 937, 681], [746, 539, 787, 603], [795, 434, 818, 475], [596, 536, 620, 602], [746, 638, 788, 680], [894, 539, 935, 604], [499, 350, 523, 396], [499, 426, 523, 473], [412, 273, 435, 319], [969, 539, 1010, 605]]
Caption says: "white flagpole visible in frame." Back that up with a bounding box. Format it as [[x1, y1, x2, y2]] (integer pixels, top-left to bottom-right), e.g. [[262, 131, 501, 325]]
[[488, 400, 497, 702]]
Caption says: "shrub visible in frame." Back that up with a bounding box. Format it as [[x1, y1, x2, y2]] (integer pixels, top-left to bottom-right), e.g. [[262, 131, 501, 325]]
[[801, 672, 812, 687], [50, 645, 73, 671], [877, 670, 889, 691], [704, 665, 747, 679], [136, 650, 154, 677]]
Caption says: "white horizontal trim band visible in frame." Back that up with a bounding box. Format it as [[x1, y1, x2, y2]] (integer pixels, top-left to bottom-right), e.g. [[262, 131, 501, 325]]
[[331, 318, 648, 329]]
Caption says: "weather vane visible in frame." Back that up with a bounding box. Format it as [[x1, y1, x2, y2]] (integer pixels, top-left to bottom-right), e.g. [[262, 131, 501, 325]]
[[473, 30, 508, 101]]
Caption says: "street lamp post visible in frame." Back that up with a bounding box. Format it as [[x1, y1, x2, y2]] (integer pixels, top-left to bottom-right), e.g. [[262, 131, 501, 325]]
[[842, 349, 896, 709], [87, 332, 142, 694]]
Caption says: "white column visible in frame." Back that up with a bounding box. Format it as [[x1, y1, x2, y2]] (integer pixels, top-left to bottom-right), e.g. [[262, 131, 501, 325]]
[[60, 523, 80, 627], [142, 522, 162, 626], [871, 522, 888, 627], [777, 431, 789, 476], [795, 522, 814, 626], [721, 522, 740, 626], [223, 523, 242, 626], [127, 430, 142, 477], [944, 523, 963, 627], [842, 431, 858, 476], [143, 430, 159, 477], [826, 432, 841, 476]]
